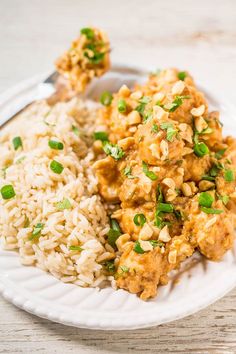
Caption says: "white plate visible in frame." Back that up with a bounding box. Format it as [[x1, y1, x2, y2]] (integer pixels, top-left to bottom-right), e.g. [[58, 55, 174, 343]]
[[0, 65, 236, 330]]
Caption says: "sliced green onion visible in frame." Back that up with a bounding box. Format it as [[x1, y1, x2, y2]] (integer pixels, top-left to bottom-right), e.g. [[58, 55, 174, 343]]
[[224, 169, 234, 182], [55, 198, 72, 211], [50, 160, 64, 174], [133, 241, 145, 254], [200, 207, 223, 214], [69, 245, 83, 251], [0, 184, 16, 200], [100, 91, 113, 106], [177, 71, 187, 81], [94, 131, 108, 141], [198, 192, 214, 208], [80, 27, 94, 40], [201, 175, 215, 182], [48, 140, 64, 150], [12, 136, 23, 150], [194, 142, 209, 157], [117, 99, 127, 113], [103, 141, 125, 160], [142, 161, 158, 181], [133, 213, 146, 227], [107, 219, 122, 249], [157, 202, 174, 213], [157, 185, 164, 202], [72, 125, 79, 136], [29, 223, 44, 240]]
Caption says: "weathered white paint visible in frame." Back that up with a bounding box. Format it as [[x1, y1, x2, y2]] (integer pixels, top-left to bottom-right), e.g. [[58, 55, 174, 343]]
[[0, 0, 236, 352]]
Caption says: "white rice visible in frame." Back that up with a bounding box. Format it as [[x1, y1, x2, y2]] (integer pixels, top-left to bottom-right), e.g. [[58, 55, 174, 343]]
[[0, 97, 115, 288]]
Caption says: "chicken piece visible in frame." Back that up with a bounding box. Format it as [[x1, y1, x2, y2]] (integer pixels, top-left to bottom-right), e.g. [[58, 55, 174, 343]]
[[93, 156, 121, 202], [197, 212, 234, 261], [135, 119, 185, 165], [201, 111, 223, 149], [182, 196, 234, 261], [118, 165, 157, 207], [116, 242, 168, 300], [115, 207, 155, 240], [56, 27, 110, 93], [183, 153, 211, 182]]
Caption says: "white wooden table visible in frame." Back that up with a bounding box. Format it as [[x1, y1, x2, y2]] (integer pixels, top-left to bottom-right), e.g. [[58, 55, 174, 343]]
[[0, 0, 236, 352]]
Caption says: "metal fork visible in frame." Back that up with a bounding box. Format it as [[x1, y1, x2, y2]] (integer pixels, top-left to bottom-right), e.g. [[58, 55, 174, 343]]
[[1, 71, 59, 127]]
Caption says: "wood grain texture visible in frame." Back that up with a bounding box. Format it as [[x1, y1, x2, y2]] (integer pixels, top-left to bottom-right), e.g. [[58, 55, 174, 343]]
[[0, 0, 236, 353]]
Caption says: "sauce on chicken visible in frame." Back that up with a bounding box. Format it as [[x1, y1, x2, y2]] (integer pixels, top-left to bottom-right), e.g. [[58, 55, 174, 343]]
[[94, 68, 236, 300]]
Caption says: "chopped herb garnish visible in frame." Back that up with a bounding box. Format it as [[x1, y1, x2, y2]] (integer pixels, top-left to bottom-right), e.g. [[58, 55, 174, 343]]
[[201, 127, 213, 135], [164, 95, 190, 112], [149, 240, 164, 248], [80, 27, 94, 40], [103, 142, 125, 160], [0, 184, 15, 200], [200, 207, 223, 214], [55, 198, 72, 211], [103, 260, 116, 274], [178, 71, 187, 81], [1, 166, 9, 179], [50, 160, 64, 174], [48, 140, 64, 150], [143, 110, 153, 123], [117, 99, 127, 113], [142, 161, 158, 181], [160, 122, 177, 142], [123, 166, 136, 179], [139, 96, 151, 104], [84, 50, 105, 64], [157, 202, 174, 213], [224, 169, 234, 182], [194, 142, 209, 157], [133, 241, 145, 254], [217, 194, 229, 206], [107, 219, 122, 249], [100, 91, 113, 106], [120, 265, 129, 273], [12, 136, 23, 150], [215, 149, 226, 159], [69, 245, 83, 251], [94, 131, 108, 141], [151, 124, 159, 133], [135, 96, 151, 118], [72, 125, 79, 136], [15, 156, 26, 164], [198, 192, 214, 208], [29, 223, 44, 240], [133, 213, 146, 227], [23, 216, 30, 228], [209, 165, 220, 177]]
